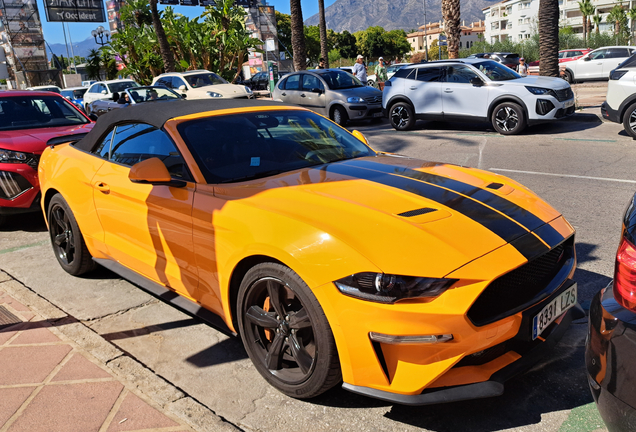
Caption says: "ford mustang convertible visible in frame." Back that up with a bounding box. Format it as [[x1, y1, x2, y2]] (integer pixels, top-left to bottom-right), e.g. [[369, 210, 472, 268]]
[[39, 99, 579, 404]]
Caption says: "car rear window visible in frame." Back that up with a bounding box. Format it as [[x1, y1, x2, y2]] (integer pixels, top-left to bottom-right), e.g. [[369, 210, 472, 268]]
[[502, 54, 519, 59]]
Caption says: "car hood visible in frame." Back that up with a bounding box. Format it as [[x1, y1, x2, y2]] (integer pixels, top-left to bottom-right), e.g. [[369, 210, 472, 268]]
[[190, 83, 249, 98], [215, 155, 566, 276], [502, 75, 570, 90], [330, 86, 382, 98], [0, 123, 93, 154]]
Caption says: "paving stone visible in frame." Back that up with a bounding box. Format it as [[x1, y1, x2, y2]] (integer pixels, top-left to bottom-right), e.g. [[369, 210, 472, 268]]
[[2, 298, 29, 312], [51, 353, 113, 382], [0, 387, 34, 425], [7, 381, 124, 432], [106, 392, 179, 432], [10, 324, 60, 345], [0, 271, 11, 283], [0, 345, 72, 385], [0, 280, 66, 321], [54, 317, 122, 363]]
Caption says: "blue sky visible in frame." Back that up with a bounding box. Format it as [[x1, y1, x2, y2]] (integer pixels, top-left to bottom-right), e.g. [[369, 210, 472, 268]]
[[37, 0, 335, 45]]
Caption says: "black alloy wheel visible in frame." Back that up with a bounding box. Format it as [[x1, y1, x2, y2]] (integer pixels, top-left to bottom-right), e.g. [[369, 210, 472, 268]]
[[491, 102, 526, 135], [390, 102, 415, 131], [622, 102, 636, 139], [47, 194, 95, 275], [237, 263, 341, 398]]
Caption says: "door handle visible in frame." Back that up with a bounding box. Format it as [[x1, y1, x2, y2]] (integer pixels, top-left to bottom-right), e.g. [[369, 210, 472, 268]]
[[94, 181, 110, 193], [409, 86, 417, 90], [300, 93, 306, 97], [281, 92, 287, 96], [444, 88, 453, 93]]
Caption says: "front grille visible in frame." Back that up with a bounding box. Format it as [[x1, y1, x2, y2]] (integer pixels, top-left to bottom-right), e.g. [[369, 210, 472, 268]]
[[553, 88, 574, 102], [467, 236, 574, 326], [364, 95, 382, 104], [0, 171, 32, 199], [554, 105, 575, 118]]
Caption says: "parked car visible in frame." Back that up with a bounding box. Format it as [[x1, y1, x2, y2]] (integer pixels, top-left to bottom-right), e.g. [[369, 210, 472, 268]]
[[562, 46, 636, 83], [82, 80, 97, 87], [40, 98, 578, 404], [0, 91, 93, 226], [243, 71, 270, 91], [368, 63, 411, 88], [586, 190, 636, 432], [152, 70, 253, 99], [86, 86, 183, 117], [27, 85, 61, 94], [273, 69, 383, 125], [467, 52, 520, 69], [528, 49, 592, 68], [383, 59, 575, 135], [61, 87, 88, 112], [600, 53, 636, 138], [83, 79, 140, 111]]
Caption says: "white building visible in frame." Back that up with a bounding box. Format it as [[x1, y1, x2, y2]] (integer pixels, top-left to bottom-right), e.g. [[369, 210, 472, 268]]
[[560, 0, 635, 35], [483, 0, 539, 43], [407, 21, 485, 54]]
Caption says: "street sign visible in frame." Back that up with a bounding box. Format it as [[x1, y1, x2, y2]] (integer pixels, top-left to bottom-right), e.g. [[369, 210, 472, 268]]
[[44, 0, 106, 23]]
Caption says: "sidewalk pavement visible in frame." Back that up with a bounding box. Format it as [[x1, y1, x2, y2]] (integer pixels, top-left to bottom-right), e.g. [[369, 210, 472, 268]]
[[0, 271, 238, 432]]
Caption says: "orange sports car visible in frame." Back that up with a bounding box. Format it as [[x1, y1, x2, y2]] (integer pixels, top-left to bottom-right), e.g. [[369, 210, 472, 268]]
[[39, 99, 580, 404]]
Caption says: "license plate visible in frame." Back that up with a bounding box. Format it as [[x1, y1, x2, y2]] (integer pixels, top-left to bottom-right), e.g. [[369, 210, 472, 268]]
[[373, 112, 383, 118], [532, 284, 577, 340], [564, 99, 574, 108]]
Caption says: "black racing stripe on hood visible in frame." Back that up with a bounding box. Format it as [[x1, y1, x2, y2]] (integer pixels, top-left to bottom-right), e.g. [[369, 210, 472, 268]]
[[510, 232, 551, 261], [325, 163, 528, 244], [344, 159, 565, 247]]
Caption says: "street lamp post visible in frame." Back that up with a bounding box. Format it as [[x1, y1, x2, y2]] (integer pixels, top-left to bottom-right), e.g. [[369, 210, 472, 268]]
[[423, 0, 428, 61], [91, 26, 110, 47]]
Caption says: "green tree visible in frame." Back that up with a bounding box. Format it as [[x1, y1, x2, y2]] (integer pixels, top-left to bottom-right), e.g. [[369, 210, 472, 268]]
[[337, 30, 357, 59], [304, 25, 322, 64], [275, 11, 292, 59], [85, 49, 102, 80], [381, 30, 411, 59], [592, 14, 602, 34], [355, 26, 385, 58], [427, 39, 447, 60], [608, 3, 629, 42], [150, 0, 176, 72], [628, 7, 636, 44], [101, 47, 119, 80]]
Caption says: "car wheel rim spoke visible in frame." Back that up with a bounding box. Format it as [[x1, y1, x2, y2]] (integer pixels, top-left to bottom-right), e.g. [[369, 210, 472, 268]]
[[54, 233, 66, 246], [289, 334, 314, 374], [266, 280, 286, 318], [246, 305, 279, 329], [496, 107, 518, 132], [392, 107, 408, 127], [289, 308, 311, 329], [630, 111, 636, 130], [265, 333, 286, 370]]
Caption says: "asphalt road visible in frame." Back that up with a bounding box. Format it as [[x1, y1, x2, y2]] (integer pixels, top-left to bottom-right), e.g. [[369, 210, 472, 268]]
[[1, 113, 632, 432]]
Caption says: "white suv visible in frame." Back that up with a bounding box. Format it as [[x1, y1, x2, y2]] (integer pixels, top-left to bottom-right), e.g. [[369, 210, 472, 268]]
[[562, 46, 636, 83], [382, 59, 575, 135], [152, 70, 252, 99], [600, 54, 636, 138], [83, 79, 140, 111]]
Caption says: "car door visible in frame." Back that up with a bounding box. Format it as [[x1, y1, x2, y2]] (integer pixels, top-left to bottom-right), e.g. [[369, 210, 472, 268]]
[[577, 49, 607, 79], [409, 66, 443, 119], [91, 122, 199, 299], [300, 74, 327, 114], [603, 48, 632, 76], [278, 73, 302, 105], [172, 77, 188, 95], [441, 65, 489, 119]]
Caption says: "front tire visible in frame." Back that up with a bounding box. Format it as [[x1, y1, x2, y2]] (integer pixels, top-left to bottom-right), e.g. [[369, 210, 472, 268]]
[[563, 70, 574, 84], [367, 80, 376, 88], [491, 102, 526, 135], [622, 102, 636, 139], [237, 263, 341, 399], [331, 105, 348, 126], [47, 194, 96, 276], [389, 102, 415, 130]]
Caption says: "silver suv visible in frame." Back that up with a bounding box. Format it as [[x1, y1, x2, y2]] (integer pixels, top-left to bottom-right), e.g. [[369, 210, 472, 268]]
[[383, 59, 575, 135]]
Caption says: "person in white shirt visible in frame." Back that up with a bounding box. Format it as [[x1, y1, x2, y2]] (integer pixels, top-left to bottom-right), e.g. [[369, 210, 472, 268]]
[[352, 54, 367, 85], [517, 57, 529, 76]]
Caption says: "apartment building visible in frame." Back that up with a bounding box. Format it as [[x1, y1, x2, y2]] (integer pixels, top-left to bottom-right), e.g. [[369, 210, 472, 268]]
[[407, 20, 485, 54], [560, 0, 634, 35], [483, 0, 538, 43]]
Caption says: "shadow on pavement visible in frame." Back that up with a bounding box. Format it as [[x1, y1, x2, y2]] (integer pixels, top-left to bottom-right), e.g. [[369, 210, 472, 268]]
[[0, 211, 47, 233], [185, 337, 249, 367]]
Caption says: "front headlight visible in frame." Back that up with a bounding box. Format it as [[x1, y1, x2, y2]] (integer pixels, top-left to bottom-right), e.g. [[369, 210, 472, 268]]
[[347, 96, 365, 103], [525, 86, 554, 96], [207, 92, 223, 98], [334, 272, 457, 304], [244, 86, 253, 93], [0, 148, 29, 163]]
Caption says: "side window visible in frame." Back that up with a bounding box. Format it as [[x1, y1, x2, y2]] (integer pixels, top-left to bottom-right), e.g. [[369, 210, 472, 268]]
[[172, 77, 186, 89], [277, 77, 287, 89], [302, 74, 324, 91], [590, 49, 606, 60], [607, 49, 630, 59], [110, 123, 190, 179], [99, 84, 108, 93], [91, 129, 114, 160], [393, 67, 415, 79], [156, 77, 173, 88], [444, 65, 479, 84], [416, 67, 443, 82], [89, 85, 99, 93], [285, 74, 301, 90], [558, 52, 566, 59]]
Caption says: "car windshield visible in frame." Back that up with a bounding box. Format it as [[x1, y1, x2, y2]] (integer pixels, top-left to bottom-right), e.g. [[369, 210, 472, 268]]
[[320, 70, 363, 89], [107, 81, 139, 93], [178, 110, 374, 184], [184, 73, 228, 88], [0, 95, 88, 131], [126, 87, 181, 103], [474, 60, 521, 81]]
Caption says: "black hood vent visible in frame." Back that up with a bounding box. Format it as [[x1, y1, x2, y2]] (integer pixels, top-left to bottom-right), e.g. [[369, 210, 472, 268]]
[[398, 207, 437, 217]]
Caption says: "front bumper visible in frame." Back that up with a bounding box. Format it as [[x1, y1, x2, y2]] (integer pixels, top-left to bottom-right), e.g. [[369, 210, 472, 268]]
[[0, 163, 40, 213], [528, 96, 575, 125], [586, 283, 636, 431], [601, 101, 620, 123], [345, 103, 383, 120]]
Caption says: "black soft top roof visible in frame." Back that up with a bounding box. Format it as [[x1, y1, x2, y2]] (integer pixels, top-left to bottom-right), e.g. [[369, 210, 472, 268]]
[[75, 98, 290, 152]]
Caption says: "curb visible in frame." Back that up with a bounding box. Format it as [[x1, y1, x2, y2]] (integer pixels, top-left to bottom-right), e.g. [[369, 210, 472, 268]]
[[0, 270, 242, 432]]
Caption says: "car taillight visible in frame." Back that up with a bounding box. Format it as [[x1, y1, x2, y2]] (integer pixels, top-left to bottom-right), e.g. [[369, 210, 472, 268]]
[[614, 236, 636, 311]]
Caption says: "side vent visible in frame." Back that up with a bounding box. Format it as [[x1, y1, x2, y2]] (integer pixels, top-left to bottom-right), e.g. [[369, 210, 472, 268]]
[[398, 207, 437, 218], [486, 182, 504, 190]]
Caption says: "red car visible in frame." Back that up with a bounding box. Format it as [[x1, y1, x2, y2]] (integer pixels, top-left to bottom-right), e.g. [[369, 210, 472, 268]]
[[0, 91, 93, 226], [528, 49, 592, 67]]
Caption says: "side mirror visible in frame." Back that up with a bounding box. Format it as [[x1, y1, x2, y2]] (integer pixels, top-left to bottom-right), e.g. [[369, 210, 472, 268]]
[[88, 113, 98, 121], [178, 85, 187, 91], [101, 89, 107, 94], [351, 130, 369, 145], [181, 93, 187, 99], [583, 56, 591, 61], [310, 87, 323, 94], [128, 157, 186, 187], [470, 77, 484, 86]]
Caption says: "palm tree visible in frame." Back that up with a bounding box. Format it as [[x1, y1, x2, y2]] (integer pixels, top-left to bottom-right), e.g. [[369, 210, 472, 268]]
[[442, 0, 460, 58], [290, 0, 307, 70], [85, 49, 102, 80], [628, 6, 636, 44], [318, 0, 329, 68], [149, 0, 176, 72], [592, 14, 602, 35], [608, 4, 627, 37], [578, 0, 595, 45], [539, 0, 559, 77]]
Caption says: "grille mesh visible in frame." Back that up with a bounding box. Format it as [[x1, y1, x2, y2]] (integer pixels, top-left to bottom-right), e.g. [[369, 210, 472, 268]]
[[553, 88, 574, 102], [364, 95, 382, 104], [467, 236, 573, 326]]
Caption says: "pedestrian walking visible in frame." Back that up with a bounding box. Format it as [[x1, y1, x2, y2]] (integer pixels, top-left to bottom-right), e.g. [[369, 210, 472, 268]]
[[316, 58, 326, 69], [375, 57, 387, 89], [517, 57, 528, 76], [353, 54, 367, 85]]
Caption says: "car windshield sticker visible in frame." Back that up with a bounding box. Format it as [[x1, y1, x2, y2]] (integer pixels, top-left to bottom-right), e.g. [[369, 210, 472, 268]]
[[251, 157, 261, 167]]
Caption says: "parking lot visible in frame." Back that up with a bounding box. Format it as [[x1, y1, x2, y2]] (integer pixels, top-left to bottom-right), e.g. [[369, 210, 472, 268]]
[[0, 81, 630, 432]]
